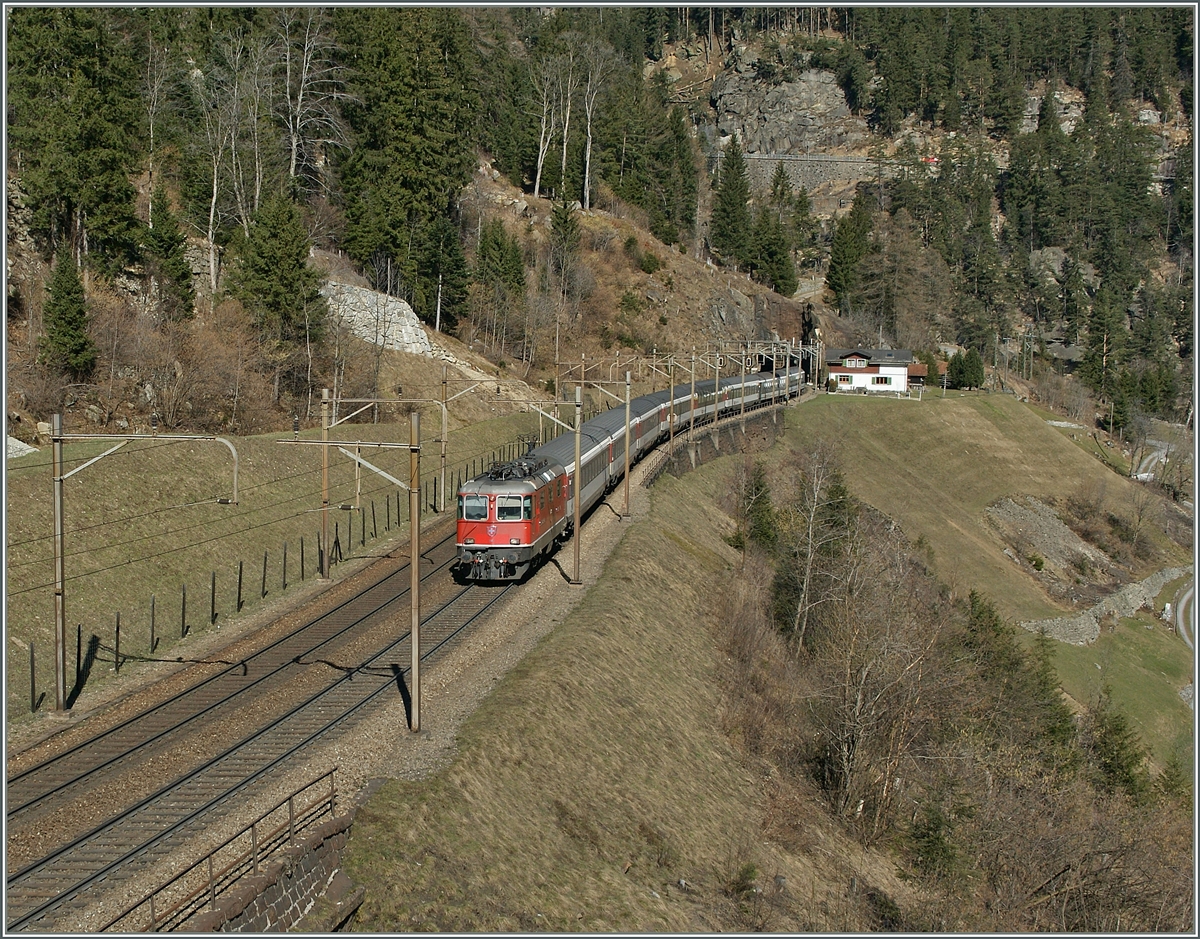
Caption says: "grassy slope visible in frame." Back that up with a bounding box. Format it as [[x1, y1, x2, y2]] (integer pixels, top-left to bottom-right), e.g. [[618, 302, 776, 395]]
[[782, 391, 1188, 623], [341, 461, 914, 933], [4, 409, 544, 722], [782, 390, 1192, 767]]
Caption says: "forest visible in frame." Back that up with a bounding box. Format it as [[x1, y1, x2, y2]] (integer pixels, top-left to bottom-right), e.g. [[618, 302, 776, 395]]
[[5, 6, 1193, 435]]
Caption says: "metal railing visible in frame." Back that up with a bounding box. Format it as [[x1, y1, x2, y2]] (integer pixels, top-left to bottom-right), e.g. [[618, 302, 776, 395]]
[[99, 769, 338, 933]]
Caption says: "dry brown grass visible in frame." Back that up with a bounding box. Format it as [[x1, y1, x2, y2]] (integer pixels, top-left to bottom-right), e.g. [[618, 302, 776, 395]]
[[341, 455, 923, 932], [779, 392, 1190, 624], [4, 399, 547, 724]]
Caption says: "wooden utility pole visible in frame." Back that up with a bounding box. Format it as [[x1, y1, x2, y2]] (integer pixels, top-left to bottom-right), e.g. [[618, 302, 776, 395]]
[[321, 389, 330, 578], [409, 411, 421, 732], [623, 371, 631, 518], [52, 414, 65, 712], [572, 386, 582, 585]]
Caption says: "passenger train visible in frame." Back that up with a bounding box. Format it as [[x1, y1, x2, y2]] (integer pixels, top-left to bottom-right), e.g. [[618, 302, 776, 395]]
[[456, 356, 805, 581]]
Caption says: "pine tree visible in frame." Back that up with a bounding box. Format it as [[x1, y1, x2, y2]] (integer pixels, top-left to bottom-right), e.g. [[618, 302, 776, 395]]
[[825, 190, 873, 314], [39, 252, 97, 380], [710, 136, 752, 268], [143, 187, 195, 320], [751, 205, 797, 296], [964, 348, 986, 389], [226, 194, 325, 347], [947, 350, 967, 389]]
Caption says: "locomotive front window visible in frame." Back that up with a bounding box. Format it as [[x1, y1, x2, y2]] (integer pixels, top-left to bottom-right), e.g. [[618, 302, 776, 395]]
[[496, 495, 524, 521], [461, 494, 488, 521], [524, 495, 534, 520]]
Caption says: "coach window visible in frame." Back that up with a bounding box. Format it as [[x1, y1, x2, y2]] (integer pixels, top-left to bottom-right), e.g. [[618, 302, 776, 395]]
[[461, 494, 488, 521], [497, 494, 523, 521]]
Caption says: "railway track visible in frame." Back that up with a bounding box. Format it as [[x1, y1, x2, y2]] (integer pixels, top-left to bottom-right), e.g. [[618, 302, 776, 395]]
[[7, 530, 457, 830], [6, 526, 511, 932]]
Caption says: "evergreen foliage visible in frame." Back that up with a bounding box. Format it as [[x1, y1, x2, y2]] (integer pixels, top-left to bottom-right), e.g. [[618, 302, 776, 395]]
[[226, 195, 325, 347], [39, 253, 97, 380], [143, 188, 195, 320], [825, 190, 873, 314], [1085, 686, 1150, 801], [709, 137, 752, 268]]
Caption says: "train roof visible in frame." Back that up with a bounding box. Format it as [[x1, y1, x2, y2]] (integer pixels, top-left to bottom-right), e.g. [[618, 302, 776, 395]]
[[461, 366, 801, 485]]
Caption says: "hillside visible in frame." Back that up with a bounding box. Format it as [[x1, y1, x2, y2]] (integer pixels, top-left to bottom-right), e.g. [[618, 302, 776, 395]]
[[337, 438, 926, 933], [334, 392, 1193, 932], [782, 392, 1192, 623]]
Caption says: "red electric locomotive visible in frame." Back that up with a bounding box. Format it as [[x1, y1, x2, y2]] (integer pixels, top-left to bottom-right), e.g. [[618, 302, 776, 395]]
[[456, 454, 569, 580]]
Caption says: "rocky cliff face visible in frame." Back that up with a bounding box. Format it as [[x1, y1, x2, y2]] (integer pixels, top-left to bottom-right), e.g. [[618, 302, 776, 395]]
[[712, 68, 869, 156]]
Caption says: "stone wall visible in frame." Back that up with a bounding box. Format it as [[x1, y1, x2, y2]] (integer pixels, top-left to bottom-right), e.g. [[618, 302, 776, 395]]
[[647, 400, 792, 486], [1019, 566, 1192, 646], [321, 281, 432, 356], [185, 809, 360, 933]]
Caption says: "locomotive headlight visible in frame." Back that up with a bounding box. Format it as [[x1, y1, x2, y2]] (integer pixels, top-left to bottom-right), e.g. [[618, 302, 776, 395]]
[[465, 537, 475, 544], [510, 538, 520, 545]]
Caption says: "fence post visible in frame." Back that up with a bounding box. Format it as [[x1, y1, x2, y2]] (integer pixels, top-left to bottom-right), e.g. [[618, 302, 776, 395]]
[[30, 641, 36, 713], [252, 823, 259, 874], [282, 542, 288, 591], [208, 855, 216, 909], [150, 594, 156, 653], [360, 509, 365, 547], [371, 500, 377, 539], [300, 537, 305, 581], [115, 613, 121, 673], [261, 550, 268, 599], [289, 795, 296, 843], [181, 583, 187, 638], [76, 622, 82, 682], [386, 494, 391, 531], [210, 571, 217, 626], [237, 561, 244, 611]]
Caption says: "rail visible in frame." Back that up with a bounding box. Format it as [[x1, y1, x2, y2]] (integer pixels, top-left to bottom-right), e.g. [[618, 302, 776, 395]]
[[99, 769, 338, 933]]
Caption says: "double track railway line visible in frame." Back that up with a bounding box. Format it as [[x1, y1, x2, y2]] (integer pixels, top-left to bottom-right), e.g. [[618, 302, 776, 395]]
[[5, 525, 512, 932]]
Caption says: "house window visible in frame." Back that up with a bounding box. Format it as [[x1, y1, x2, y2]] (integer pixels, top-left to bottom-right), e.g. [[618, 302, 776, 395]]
[[837, 374, 851, 383], [872, 376, 891, 385], [846, 357, 866, 368]]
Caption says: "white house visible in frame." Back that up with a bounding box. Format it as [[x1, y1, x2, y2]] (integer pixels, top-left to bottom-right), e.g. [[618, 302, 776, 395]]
[[826, 348, 913, 393]]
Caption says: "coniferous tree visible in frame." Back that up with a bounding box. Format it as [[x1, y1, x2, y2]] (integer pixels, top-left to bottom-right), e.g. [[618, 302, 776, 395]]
[[947, 350, 967, 389], [143, 187, 195, 320], [40, 252, 97, 380], [825, 190, 873, 314], [964, 347, 986, 389], [226, 194, 325, 347], [710, 136, 752, 268], [751, 205, 797, 296], [415, 216, 469, 332]]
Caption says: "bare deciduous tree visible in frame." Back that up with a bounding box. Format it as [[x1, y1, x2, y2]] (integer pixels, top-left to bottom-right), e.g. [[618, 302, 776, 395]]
[[579, 35, 616, 212], [187, 51, 236, 305], [555, 40, 581, 200], [274, 8, 351, 194], [529, 54, 559, 200], [773, 441, 851, 650]]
